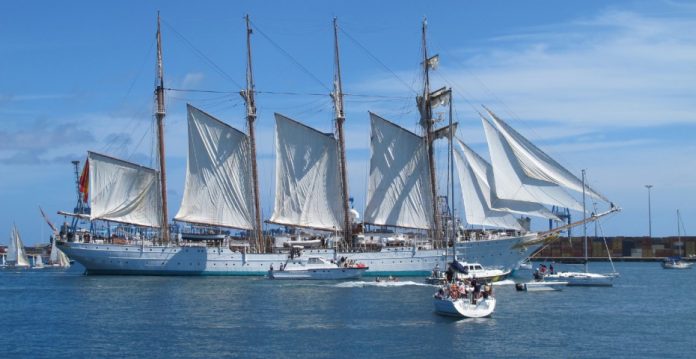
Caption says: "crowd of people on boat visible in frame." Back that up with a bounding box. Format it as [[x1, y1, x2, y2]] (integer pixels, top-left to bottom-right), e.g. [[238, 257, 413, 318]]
[[434, 277, 493, 304], [533, 264, 554, 280]]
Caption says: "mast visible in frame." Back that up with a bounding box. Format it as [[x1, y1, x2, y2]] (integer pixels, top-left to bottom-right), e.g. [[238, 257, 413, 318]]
[[448, 90, 455, 259], [582, 169, 587, 273], [242, 15, 264, 253], [155, 12, 169, 244], [677, 209, 682, 257], [332, 17, 352, 248], [418, 18, 441, 245]]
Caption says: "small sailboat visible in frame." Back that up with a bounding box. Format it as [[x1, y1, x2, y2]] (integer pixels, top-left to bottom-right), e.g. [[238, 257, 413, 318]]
[[6, 225, 30, 269], [48, 238, 71, 268], [662, 210, 693, 269], [537, 171, 617, 287], [33, 255, 45, 269], [433, 280, 496, 318]]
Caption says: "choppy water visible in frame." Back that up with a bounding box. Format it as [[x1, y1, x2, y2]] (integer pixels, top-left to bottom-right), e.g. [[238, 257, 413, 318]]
[[1, 262, 694, 358]]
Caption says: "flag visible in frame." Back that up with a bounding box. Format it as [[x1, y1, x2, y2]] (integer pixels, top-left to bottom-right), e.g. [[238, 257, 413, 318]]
[[79, 158, 89, 203], [426, 54, 439, 70]]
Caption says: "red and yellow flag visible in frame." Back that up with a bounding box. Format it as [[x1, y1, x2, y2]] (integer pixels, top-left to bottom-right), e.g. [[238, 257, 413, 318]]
[[79, 159, 89, 202]]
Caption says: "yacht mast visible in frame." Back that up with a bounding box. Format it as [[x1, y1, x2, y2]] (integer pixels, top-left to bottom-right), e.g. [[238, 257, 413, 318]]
[[155, 12, 169, 244], [582, 169, 587, 273], [332, 18, 352, 247], [418, 18, 441, 245], [243, 15, 264, 253]]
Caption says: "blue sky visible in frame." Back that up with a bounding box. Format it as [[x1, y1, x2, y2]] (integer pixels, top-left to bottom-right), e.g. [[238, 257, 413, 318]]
[[2, 0, 695, 245]]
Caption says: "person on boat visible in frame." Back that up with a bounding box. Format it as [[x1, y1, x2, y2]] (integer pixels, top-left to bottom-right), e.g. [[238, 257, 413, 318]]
[[269, 264, 274, 272], [549, 264, 554, 274]]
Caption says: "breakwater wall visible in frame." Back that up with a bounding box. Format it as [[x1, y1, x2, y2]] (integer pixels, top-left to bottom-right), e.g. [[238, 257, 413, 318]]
[[532, 236, 696, 262]]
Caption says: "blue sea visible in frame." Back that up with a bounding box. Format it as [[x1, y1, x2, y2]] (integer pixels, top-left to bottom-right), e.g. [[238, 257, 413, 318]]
[[1, 262, 694, 358]]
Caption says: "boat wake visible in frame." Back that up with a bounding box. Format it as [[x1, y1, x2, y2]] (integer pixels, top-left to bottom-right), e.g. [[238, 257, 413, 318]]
[[492, 279, 515, 286], [333, 280, 434, 288]]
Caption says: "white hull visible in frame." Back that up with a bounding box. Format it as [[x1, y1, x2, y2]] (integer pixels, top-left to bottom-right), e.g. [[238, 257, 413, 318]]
[[433, 297, 496, 318], [543, 271, 615, 287], [662, 261, 693, 269], [268, 267, 366, 280], [516, 281, 567, 292], [57, 233, 540, 276]]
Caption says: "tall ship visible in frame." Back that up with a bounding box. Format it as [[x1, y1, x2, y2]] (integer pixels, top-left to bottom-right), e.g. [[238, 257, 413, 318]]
[[57, 15, 617, 276]]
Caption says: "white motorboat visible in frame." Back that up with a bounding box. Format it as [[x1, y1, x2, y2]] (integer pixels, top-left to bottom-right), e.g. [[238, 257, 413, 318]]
[[433, 282, 496, 318], [515, 281, 567, 292], [450, 261, 511, 283], [268, 251, 368, 280]]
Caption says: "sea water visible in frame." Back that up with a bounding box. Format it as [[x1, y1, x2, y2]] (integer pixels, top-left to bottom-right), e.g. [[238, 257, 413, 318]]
[[1, 262, 694, 358]]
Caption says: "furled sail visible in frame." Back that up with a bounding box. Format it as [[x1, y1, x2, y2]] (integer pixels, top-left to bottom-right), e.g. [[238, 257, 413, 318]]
[[364, 112, 434, 230], [87, 151, 162, 227], [485, 108, 608, 202], [456, 138, 559, 221], [8, 225, 30, 267], [482, 118, 584, 211], [174, 104, 254, 230], [269, 113, 344, 231]]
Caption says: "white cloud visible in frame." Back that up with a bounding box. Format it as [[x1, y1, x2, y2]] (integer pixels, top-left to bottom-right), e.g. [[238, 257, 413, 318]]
[[181, 72, 205, 89]]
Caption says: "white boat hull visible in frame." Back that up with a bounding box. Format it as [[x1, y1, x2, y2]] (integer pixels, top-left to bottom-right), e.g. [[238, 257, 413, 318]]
[[662, 261, 693, 269], [433, 296, 496, 318], [57, 233, 540, 276], [543, 272, 615, 287], [268, 267, 366, 280], [516, 281, 567, 292]]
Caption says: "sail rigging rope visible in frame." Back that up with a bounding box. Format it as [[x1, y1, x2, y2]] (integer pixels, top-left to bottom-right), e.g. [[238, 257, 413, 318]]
[[338, 26, 418, 96], [249, 19, 331, 92], [161, 19, 244, 89]]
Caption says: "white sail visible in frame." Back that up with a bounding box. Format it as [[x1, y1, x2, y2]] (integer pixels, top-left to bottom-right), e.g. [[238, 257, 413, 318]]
[[34, 254, 44, 269], [8, 226, 30, 267], [364, 112, 433, 230], [485, 108, 608, 202], [482, 117, 584, 211], [453, 142, 524, 230], [88, 151, 162, 228], [269, 113, 344, 231], [174, 104, 255, 230], [456, 138, 559, 221], [50, 239, 71, 267]]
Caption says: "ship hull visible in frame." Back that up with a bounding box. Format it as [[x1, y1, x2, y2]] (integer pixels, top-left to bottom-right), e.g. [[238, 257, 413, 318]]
[[57, 233, 540, 276]]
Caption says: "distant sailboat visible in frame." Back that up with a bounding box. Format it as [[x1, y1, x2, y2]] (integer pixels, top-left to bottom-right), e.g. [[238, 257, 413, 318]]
[[7, 225, 30, 269], [33, 254, 45, 269], [537, 170, 618, 286], [662, 210, 693, 269], [48, 239, 71, 268]]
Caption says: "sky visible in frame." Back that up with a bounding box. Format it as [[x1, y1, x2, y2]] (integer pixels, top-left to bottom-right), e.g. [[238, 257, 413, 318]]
[[2, 0, 695, 245]]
